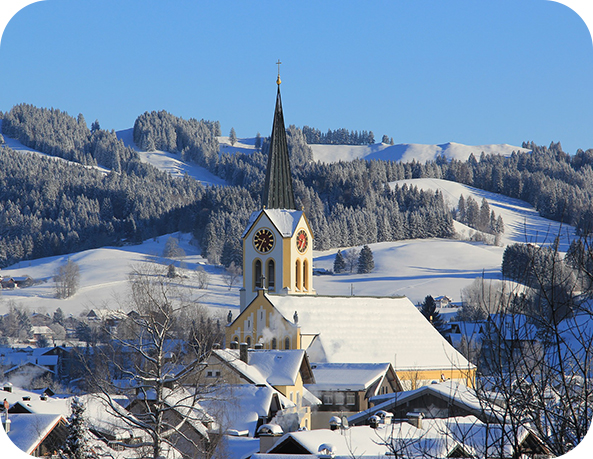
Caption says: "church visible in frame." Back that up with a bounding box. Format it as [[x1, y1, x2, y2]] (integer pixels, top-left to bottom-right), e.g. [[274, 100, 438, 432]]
[[226, 71, 475, 389]]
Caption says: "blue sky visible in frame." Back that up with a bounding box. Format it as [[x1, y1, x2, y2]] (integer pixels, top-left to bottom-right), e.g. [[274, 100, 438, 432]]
[[0, 1, 592, 154]]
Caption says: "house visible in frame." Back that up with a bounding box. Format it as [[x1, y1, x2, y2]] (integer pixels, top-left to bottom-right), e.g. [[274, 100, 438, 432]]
[[348, 380, 502, 426], [4, 413, 68, 457], [128, 386, 213, 458], [207, 346, 319, 430], [305, 362, 402, 429], [252, 414, 549, 459], [435, 295, 454, 308]]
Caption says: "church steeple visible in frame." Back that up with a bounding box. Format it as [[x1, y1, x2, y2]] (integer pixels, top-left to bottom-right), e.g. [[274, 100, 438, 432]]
[[262, 65, 296, 210]]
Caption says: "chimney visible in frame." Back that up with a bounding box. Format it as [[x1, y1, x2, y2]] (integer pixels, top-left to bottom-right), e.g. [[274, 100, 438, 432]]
[[230, 341, 239, 350], [2, 418, 10, 433], [406, 412, 423, 430], [239, 343, 249, 364], [3, 383, 13, 393], [212, 343, 221, 350], [329, 416, 341, 431], [254, 343, 263, 350], [257, 423, 283, 453]]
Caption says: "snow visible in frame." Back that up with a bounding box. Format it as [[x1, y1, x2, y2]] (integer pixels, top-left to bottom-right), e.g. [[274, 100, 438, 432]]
[[307, 363, 390, 391], [392, 178, 576, 250], [243, 209, 305, 238], [0, 233, 239, 318], [309, 141, 530, 164], [269, 294, 471, 370], [116, 128, 228, 186], [4, 413, 65, 455]]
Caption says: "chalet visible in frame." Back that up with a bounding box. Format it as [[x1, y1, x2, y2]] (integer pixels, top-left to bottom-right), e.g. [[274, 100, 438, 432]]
[[305, 362, 401, 429], [348, 380, 502, 426], [207, 346, 319, 430], [4, 413, 68, 457], [252, 415, 549, 459]]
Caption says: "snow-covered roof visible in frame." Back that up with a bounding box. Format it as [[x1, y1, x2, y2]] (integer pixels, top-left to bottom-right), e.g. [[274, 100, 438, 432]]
[[267, 294, 473, 371], [212, 348, 310, 387], [201, 384, 293, 436], [247, 349, 308, 386], [349, 380, 501, 425], [242, 209, 305, 238], [258, 415, 545, 459], [5, 413, 66, 455], [307, 362, 391, 391]]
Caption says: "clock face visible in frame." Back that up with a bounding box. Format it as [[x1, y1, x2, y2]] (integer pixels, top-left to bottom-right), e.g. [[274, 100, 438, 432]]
[[296, 229, 308, 253], [254, 228, 275, 253]]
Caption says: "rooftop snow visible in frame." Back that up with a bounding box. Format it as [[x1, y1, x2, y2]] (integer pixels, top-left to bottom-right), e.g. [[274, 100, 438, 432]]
[[268, 294, 472, 371]]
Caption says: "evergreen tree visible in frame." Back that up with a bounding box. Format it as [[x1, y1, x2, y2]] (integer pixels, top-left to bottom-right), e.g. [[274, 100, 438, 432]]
[[229, 127, 237, 146], [381, 134, 389, 144], [333, 250, 346, 274], [420, 295, 446, 334], [60, 397, 95, 459], [255, 132, 262, 151], [357, 245, 375, 274]]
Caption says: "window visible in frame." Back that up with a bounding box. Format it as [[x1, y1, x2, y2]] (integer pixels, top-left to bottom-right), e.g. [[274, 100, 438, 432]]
[[346, 393, 356, 406], [254, 260, 262, 288], [267, 260, 275, 291], [246, 336, 251, 347], [295, 259, 301, 291], [334, 392, 345, 406], [323, 394, 333, 405], [303, 259, 309, 291], [271, 338, 277, 350], [289, 392, 293, 402], [206, 370, 221, 378], [285, 337, 290, 350]]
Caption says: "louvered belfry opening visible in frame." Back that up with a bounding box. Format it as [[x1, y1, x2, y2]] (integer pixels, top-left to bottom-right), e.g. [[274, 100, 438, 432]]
[[262, 85, 296, 210]]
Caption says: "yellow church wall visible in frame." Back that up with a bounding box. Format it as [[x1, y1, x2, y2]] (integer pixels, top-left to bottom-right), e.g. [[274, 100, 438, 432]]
[[226, 291, 300, 350]]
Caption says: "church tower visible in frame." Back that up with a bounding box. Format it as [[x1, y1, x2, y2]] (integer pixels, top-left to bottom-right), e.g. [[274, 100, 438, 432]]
[[239, 67, 315, 310]]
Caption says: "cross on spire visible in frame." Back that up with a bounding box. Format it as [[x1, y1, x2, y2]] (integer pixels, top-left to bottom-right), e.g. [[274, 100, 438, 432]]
[[276, 59, 282, 85]]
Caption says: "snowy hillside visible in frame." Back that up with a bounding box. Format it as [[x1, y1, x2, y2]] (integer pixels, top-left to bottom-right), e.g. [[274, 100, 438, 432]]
[[309, 142, 530, 164], [116, 128, 227, 186], [0, 177, 575, 316]]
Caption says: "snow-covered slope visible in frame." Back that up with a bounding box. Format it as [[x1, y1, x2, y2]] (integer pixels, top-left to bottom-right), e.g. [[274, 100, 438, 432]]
[[309, 142, 530, 164], [116, 128, 227, 186], [0, 178, 574, 315], [0, 234, 239, 318]]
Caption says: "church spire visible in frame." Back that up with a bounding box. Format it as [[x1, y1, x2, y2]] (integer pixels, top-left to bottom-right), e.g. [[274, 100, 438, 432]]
[[262, 63, 296, 210]]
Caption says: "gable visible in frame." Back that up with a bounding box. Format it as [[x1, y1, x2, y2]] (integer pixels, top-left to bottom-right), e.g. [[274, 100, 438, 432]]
[[242, 209, 308, 240]]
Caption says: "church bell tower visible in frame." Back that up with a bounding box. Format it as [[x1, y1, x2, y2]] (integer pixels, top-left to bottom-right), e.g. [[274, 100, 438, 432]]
[[240, 65, 315, 310]]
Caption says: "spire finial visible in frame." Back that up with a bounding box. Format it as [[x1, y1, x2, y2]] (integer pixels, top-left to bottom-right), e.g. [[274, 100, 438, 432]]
[[276, 59, 282, 85]]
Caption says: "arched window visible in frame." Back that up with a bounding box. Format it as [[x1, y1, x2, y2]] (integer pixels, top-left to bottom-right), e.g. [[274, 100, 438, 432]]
[[303, 259, 309, 291], [267, 259, 275, 291], [232, 336, 238, 344], [271, 338, 277, 350], [285, 337, 290, 350], [254, 260, 262, 289], [295, 259, 301, 291], [246, 336, 251, 348]]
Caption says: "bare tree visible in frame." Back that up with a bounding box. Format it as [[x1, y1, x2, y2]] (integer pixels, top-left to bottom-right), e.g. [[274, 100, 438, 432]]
[[465, 236, 593, 457], [81, 264, 224, 459], [55, 258, 80, 299], [222, 262, 242, 291]]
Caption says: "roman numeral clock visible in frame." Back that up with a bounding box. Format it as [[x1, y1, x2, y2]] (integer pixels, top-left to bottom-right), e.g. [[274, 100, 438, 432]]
[[254, 228, 275, 253]]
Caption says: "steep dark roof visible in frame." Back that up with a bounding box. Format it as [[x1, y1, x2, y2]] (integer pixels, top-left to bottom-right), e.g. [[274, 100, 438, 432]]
[[262, 85, 296, 210]]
